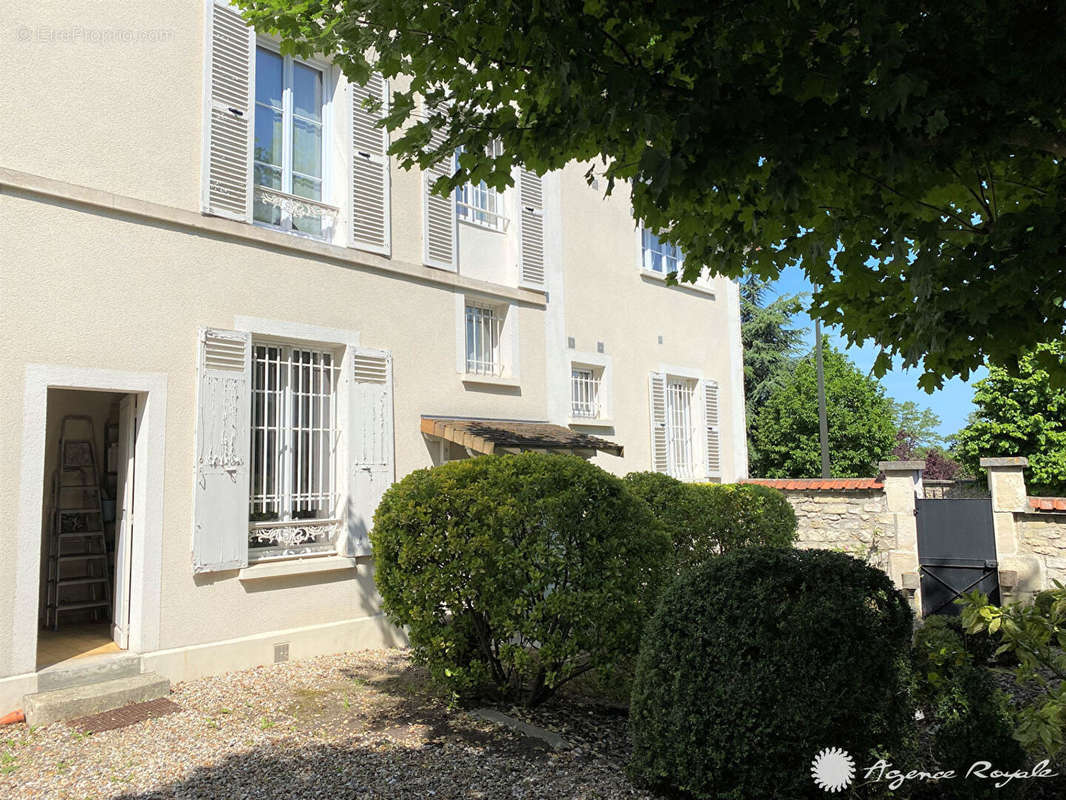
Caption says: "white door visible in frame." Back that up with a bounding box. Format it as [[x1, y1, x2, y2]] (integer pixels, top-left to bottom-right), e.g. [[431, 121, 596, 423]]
[[112, 394, 137, 649]]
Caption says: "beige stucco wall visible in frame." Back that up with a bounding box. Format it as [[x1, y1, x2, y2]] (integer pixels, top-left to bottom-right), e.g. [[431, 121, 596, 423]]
[[557, 168, 746, 481], [0, 192, 547, 669], [0, 0, 746, 684]]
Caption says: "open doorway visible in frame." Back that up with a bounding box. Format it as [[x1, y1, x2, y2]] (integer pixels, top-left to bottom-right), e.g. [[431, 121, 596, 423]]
[[37, 389, 138, 669]]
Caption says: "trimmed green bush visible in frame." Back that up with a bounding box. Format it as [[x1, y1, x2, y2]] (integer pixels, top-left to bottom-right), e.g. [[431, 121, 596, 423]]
[[623, 473, 797, 571], [911, 617, 1026, 799], [629, 548, 914, 800], [371, 452, 670, 706], [621, 472, 701, 561]]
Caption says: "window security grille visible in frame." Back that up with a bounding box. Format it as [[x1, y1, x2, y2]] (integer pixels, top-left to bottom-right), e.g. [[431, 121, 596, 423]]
[[249, 344, 339, 555], [465, 304, 502, 375], [666, 379, 697, 479], [571, 368, 601, 418]]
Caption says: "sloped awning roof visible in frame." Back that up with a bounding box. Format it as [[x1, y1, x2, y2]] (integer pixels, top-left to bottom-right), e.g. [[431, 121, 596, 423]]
[[421, 415, 623, 457]]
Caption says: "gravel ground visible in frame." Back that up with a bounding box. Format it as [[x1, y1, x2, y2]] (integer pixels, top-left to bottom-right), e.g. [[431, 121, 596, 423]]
[[0, 650, 655, 800]]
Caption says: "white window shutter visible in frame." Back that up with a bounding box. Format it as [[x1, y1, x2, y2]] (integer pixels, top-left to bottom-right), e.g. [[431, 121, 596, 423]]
[[201, 0, 254, 221], [423, 126, 457, 270], [346, 347, 395, 556], [350, 73, 391, 255], [703, 379, 722, 479], [649, 372, 669, 474], [193, 328, 252, 572], [518, 169, 545, 287]]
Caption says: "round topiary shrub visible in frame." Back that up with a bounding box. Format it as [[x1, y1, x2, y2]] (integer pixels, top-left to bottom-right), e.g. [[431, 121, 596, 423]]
[[622, 471, 702, 561], [372, 452, 670, 706], [623, 474, 797, 572], [690, 482, 798, 556], [629, 548, 914, 800]]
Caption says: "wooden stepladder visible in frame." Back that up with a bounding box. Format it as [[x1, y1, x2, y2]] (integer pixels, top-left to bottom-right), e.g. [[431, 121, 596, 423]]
[[45, 415, 112, 630]]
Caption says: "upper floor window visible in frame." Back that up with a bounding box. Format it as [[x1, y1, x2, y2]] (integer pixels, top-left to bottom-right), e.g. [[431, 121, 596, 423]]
[[571, 367, 603, 419], [253, 46, 333, 239], [455, 141, 507, 231], [465, 303, 503, 375], [249, 342, 339, 557], [641, 227, 684, 275]]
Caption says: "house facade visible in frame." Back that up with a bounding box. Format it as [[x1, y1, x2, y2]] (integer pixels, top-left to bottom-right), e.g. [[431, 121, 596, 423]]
[[0, 1, 746, 710]]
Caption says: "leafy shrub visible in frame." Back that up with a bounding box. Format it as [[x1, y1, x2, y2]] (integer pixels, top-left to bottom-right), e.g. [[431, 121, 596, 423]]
[[624, 473, 797, 572], [690, 482, 797, 555], [371, 452, 670, 706], [912, 618, 1026, 799], [629, 548, 913, 800], [621, 472, 701, 561], [961, 584, 1066, 758]]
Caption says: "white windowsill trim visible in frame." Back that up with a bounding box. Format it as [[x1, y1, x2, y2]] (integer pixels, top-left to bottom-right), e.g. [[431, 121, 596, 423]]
[[462, 374, 521, 388], [239, 554, 357, 581], [639, 269, 716, 298], [568, 417, 615, 428]]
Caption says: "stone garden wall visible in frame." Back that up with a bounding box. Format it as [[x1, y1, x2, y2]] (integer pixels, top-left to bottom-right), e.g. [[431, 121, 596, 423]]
[[1016, 513, 1066, 584], [748, 459, 1066, 611]]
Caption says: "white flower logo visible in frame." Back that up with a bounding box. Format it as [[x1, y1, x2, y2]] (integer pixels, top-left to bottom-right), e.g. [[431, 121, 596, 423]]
[[811, 747, 855, 793]]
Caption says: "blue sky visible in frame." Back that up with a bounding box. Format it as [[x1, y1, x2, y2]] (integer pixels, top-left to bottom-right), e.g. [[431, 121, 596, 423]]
[[764, 266, 986, 440]]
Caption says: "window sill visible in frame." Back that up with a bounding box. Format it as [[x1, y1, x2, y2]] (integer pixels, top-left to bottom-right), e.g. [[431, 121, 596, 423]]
[[639, 269, 716, 298], [239, 554, 357, 581], [462, 374, 521, 389], [458, 217, 508, 234], [568, 417, 615, 428]]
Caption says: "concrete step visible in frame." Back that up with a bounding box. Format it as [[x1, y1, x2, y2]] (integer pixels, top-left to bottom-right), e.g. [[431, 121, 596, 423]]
[[24, 673, 170, 727], [37, 653, 142, 693]]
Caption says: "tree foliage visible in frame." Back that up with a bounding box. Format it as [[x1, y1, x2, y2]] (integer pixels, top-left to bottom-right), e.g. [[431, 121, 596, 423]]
[[237, 0, 1066, 387], [955, 343, 1066, 494], [740, 275, 805, 461], [752, 343, 896, 477]]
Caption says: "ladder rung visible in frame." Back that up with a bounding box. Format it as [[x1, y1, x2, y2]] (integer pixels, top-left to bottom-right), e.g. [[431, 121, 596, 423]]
[[59, 484, 99, 490], [57, 553, 107, 562], [58, 531, 106, 538], [57, 577, 109, 587], [58, 508, 102, 514], [55, 601, 110, 611]]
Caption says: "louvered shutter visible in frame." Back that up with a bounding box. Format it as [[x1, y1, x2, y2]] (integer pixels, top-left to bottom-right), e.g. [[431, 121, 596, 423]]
[[192, 328, 252, 572], [703, 379, 722, 479], [518, 169, 545, 287], [350, 74, 390, 254], [423, 127, 457, 270], [346, 347, 395, 556], [649, 372, 669, 474], [201, 0, 254, 221]]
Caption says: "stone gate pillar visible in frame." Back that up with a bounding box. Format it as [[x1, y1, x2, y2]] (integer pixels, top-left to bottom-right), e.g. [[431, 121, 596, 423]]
[[879, 460, 925, 613], [981, 456, 1043, 600]]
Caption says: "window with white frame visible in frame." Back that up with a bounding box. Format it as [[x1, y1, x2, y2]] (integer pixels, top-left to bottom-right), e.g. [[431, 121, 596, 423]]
[[465, 303, 503, 375], [249, 342, 340, 557], [666, 377, 698, 479], [571, 366, 603, 419], [455, 141, 507, 231], [253, 46, 334, 239], [641, 227, 684, 275]]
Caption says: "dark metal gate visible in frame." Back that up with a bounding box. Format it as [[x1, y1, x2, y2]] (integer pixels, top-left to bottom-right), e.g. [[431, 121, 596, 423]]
[[916, 498, 999, 616]]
